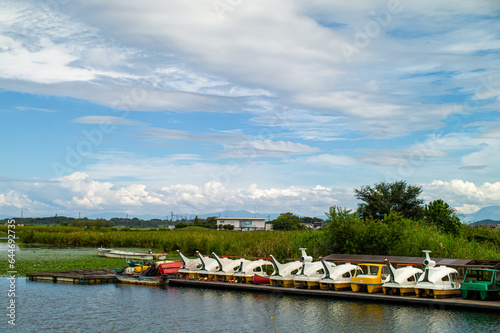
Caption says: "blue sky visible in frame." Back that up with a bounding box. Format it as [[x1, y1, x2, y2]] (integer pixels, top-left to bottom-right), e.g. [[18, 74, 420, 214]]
[[1, 0, 500, 218]]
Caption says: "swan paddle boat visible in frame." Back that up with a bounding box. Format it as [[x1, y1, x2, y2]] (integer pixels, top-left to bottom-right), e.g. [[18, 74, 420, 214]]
[[269, 255, 303, 288], [350, 263, 390, 293], [294, 248, 332, 289], [233, 258, 274, 283], [318, 258, 360, 291], [211, 253, 248, 282], [414, 250, 461, 298], [195, 251, 220, 280], [177, 250, 202, 278], [381, 258, 423, 296]]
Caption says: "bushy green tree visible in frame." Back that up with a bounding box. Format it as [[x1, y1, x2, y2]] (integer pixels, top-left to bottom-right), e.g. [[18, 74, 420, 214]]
[[326, 206, 410, 255], [355, 180, 424, 220], [424, 199, 462, 236], [205, 216, 218, 229], [175, 222, 188, 229], [271, 212, 305, 230], [325, 206, 362, 253]]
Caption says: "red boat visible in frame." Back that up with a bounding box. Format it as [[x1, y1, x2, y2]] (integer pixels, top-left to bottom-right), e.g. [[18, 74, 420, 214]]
[[253, 274, 270, 284], [158, 261, 183, 275]]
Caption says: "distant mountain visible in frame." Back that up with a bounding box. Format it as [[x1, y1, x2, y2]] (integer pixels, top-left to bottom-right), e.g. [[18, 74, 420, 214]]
[[87, 210, 282, 221], [470, 219, 500, 226], [2, 210, 317, 223], [461, 206, 500, 224]]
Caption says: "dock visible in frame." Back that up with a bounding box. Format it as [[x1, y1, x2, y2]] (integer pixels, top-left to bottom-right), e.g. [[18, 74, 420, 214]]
[[26, 270, 500, 312], [27, 269, 119, 284], [168, 279, 500, 312]]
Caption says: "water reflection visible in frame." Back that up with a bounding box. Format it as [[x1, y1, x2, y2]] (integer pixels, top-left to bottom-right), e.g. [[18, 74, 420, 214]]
[[1, 279, 499, 332]]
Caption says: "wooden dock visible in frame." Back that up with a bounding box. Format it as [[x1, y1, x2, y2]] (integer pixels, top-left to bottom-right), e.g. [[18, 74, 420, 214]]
[[27, 269, 119, 285], [168, 279, 500, 312]]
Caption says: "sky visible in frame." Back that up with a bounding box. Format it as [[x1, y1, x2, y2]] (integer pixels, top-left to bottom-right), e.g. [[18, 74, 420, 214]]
[[0, 0, 500, 219]]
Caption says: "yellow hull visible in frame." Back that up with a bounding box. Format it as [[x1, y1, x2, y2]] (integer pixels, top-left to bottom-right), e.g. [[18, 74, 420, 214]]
[[351, 283, 363, 292], [270, 279, 295, 287], [333, 283, 351, 291], [294, 280, 305, 288], [319, 283, 332, 290], [416, 288, 460, 298], [367, 284, 382, 293], [307, 281, 320, 289], [270, 280, 281, 287], [319, 281, 353, 290], [433, 289, 460, 298], [352, 283, 382, 293], [382, 287, 415, 296]]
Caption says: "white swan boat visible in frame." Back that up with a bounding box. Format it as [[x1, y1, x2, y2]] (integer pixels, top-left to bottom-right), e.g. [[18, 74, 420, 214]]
[[211, 253, 247, 282], [177, 250, 202, 278], [195, 251, 220, 279], [269, 255, 303, 287], [233, 258, 274, 283], [414, 250, 461, 298], [381, 258, 423, 296], [318, 258, 360, 291], [294, 248, 331, 289]]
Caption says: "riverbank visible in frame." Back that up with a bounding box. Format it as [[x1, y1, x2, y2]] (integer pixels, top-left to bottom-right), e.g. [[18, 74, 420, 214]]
[[0, 244, 177, 277]]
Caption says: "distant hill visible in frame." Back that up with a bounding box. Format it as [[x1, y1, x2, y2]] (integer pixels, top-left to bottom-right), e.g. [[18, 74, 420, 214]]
[[1, 210, 285, 224], [461, 206, 500, 224], [87, 210, 282, 221], [469, 219, 500, 227]]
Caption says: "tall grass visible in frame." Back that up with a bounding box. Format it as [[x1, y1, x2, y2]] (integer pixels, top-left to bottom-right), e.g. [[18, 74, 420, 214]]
[[2, 221, 499, 261], [4, 226, 320, 261]]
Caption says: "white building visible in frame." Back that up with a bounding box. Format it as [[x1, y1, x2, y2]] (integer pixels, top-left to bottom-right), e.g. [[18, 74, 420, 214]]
[[216, 217, 272, 231]]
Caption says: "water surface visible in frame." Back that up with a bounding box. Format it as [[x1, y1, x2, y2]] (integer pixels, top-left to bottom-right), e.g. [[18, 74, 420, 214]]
[[1, 278, 499, 332]]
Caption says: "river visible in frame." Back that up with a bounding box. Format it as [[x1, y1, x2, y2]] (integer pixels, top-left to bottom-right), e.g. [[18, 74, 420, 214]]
[[1, 278, 499, 332]]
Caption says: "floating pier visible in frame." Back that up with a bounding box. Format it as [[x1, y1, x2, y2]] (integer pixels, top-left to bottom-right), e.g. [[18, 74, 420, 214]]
[[167, 278, 500, 312], [27, 269, 119, 285]]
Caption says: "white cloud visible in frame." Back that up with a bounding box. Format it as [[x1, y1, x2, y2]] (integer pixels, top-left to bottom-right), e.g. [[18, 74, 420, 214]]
[[423, 179, 500, 209], [73, 116, 148, 126], [358, 148, 447, 167], [222, 139, 320, 158], [1, 0, 499, 141], [0, 172, 353, 216], [306, 154, 355, 166]]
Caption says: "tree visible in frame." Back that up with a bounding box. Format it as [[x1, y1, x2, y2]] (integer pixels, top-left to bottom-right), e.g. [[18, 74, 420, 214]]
[[424, 199, 462, 235], [175, 222, 187, 229], [271, 212, 305, 231], [354, 180, 424, 220], [205, 216, 218, 229]]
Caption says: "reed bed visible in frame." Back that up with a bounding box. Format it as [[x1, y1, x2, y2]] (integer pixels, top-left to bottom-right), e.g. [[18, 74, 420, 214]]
[[2, 221, 499, 262]]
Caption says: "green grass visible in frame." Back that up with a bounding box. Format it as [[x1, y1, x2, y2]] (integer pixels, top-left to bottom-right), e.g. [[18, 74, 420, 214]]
[[0, 221, 499, 278]]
